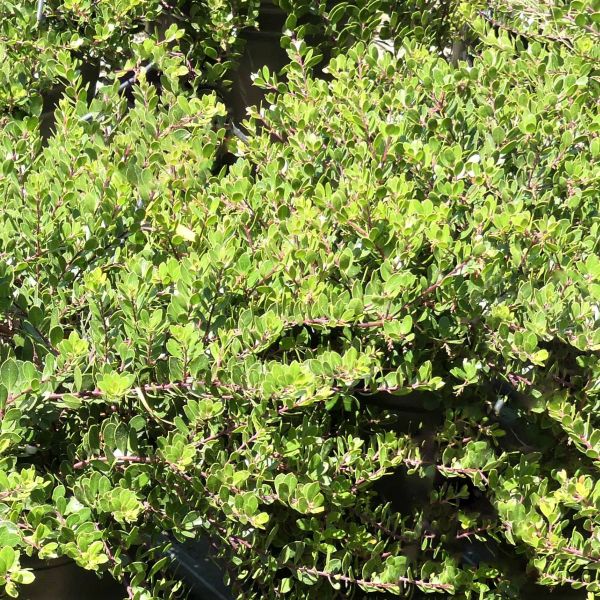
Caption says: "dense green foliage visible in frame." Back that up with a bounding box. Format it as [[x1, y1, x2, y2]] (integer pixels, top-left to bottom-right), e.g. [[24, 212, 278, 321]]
[[0, 0, 600, 598], [0, 0, 260, 115]]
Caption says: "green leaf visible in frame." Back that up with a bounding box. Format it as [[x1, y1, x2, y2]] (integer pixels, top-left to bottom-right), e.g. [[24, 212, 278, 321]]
[[175, 224, 196, 242], [0, 360, 18, 393]]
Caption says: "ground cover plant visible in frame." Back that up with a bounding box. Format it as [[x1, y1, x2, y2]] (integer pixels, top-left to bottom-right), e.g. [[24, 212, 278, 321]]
[[0, 0, 599, 598]]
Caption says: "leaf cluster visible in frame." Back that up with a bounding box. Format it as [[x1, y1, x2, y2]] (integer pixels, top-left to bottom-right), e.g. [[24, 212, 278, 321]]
[[0, 0, 599, 599]]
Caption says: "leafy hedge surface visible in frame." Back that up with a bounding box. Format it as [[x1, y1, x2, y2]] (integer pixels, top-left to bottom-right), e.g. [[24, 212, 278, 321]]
[[271, 0, 462, 59], [0, 0, 260, 115], [1, 1, 600, 599]]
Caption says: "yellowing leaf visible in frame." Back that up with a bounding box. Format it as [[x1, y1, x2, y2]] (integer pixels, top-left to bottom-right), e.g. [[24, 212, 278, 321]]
[[176, 224, 196, 242]]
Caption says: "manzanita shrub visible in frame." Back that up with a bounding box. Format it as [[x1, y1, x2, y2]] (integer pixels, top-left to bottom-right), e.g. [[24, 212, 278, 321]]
[[272, 0, 464, 62], [0, 0, 260, 116], [1, 0, 600, 598]]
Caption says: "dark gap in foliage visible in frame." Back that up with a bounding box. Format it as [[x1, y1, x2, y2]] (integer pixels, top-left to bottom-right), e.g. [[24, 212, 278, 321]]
[[39, 59, 101, 142]]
